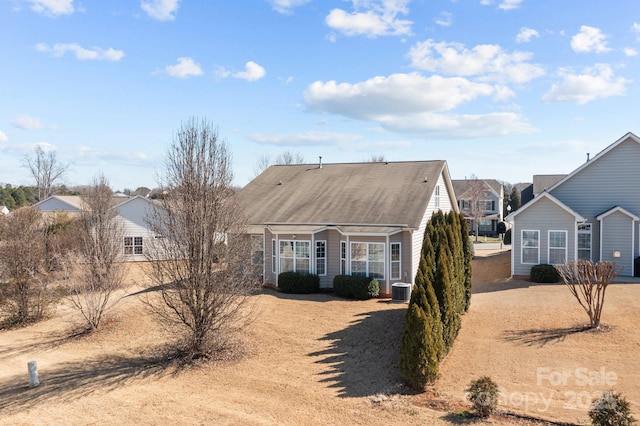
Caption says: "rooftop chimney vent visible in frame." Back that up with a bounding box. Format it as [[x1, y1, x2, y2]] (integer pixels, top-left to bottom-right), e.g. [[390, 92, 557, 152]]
[[319, 156, 323, 169]]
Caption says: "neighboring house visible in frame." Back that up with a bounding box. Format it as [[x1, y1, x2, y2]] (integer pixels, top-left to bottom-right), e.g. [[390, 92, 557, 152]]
[[0, 205, 9, 215], [506, 132, 640, 278], [238, 160, 458, 297], [519, 175, 565, 205], [452, 179, 504, 236], [34, 194, 157, 262]]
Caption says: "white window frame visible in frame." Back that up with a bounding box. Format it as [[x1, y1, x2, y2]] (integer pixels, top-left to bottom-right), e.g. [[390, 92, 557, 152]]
[[548, 230, 567, 265], [271, 239, 277, 273], [279, 240, 311, 274], [390, 242, 401, 280], [340, 241, 346, 275], [521, 230, 539, 265], [315, 240, 326, 276], [435, 185, 440, 208], [578, 223, 592, 261], [124, 236, 143, 255], [350, 242, 385, 280]]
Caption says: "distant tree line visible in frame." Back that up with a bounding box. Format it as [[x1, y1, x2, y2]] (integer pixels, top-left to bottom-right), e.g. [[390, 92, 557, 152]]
[[399, 210, 473, 388]]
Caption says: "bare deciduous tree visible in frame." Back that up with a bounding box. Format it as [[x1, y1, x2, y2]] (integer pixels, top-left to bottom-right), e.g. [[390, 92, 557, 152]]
[[253, 150, 304, 176], [366, 154, 386, 162], [146, 118, 260, 358], [462, 175, 490, 242], [0, 207, 57, 326], [556, 260, 620, 329], [65, 174, 127, 331], [23, 146, 70, 201]]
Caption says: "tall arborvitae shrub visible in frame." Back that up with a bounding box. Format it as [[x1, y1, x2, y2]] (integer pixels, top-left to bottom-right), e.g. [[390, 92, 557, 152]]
[[399, 302, 440, 388], [411, 270, 445, 361], [458, 212, 473, 311]]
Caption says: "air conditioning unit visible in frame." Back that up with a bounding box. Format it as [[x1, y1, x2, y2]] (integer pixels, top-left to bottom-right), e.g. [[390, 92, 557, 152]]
[[391, 282, 412, 303]]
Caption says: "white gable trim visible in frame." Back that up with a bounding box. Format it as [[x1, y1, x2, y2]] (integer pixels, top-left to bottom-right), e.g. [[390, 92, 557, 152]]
[[546, 132, 640, 193], [505, 191, 586, 223], [595, 205, 640, 221]]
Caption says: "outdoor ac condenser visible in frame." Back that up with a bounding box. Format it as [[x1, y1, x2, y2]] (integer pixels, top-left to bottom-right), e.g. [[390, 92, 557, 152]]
[[391, 282, 412, 303]]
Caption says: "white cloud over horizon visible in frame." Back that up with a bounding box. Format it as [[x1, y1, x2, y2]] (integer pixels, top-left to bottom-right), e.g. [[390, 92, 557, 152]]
[[408, 39, 545, 83], [480, 0, 522, 10], [0, 131, 7, 143], [11, 114, 55, 130], [141, 0, 179, 21], [516, 27, 539, 43], [35, 43, 124, 61], [165, 57, 203, 78], [434, 11, 453, 27], [325, 0, 412, 38], [267, 0, 311, 14], [26, 0, 74, 17], [249, 131, 364, 146], [543, 63, 630, 104], [571, 25, 610, 53], [233, 61, 266, 82]]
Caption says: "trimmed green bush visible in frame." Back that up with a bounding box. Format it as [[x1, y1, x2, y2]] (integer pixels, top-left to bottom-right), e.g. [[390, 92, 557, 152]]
[[589, 390, 636, 426], [399, 303, 440, 388], [277, 271, 319, 294], [467, 376, 499, 418], [332, 275, 379, 300], [530, 264, 560, 283]]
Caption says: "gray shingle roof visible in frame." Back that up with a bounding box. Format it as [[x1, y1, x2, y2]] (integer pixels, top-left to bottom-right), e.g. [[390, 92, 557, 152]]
[[239, 160, 448, 229]]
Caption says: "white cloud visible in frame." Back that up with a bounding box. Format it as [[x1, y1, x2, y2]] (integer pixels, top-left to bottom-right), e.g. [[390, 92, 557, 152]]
[[304, 73, 495, 117], [434, 11, 453, 27], [302, 72, 534, 138], [250, 131, 363, 146], [516, 27, 539, 43], [141, 0, 179, 21], [36, 43, 124, 61], [267, 0, 311, 14], [11, 114, 53, 130], [633, 22, 640, 34], [498, 0, 522, 10], [233, 61, 266, 82], [480, 0, 521, 10], [165, 57, 203, 78], [624, 47, 638, 57], [0, 131, 7, 143], [408, 39, 545, 83], [542, 64, 630, 104], [571, 25, 610, 53], [325, 0, 412, 38], [27, 0, 74, 17]]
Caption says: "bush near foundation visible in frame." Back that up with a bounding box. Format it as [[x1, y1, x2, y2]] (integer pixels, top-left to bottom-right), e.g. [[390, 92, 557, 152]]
[[530, 264, 560, 283], [332, 275, 379, 300], [278, 272, 319, 294]]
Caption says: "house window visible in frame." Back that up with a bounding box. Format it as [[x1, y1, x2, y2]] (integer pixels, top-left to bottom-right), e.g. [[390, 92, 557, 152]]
[[435, 185, 440, 208], [548, 230, 567, 265], [272, 239, 277, 273], [460, 200, 470, 210], [124, 236, 143, 255], [316, 241, 326, 276], [340, 241, 346, 274], [251, 235, 264, 266], [479, 219, 492, 232], [279, 240, 310, 274], [350, 242, 384, 279], [578, 224, 592, 261], [479, 200, 495, 212], [521, 230, 539, 264], [390, 242, 401, 280]]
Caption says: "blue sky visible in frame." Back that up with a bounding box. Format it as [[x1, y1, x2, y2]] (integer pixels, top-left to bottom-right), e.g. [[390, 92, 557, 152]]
[[2, 0, 640, 191]]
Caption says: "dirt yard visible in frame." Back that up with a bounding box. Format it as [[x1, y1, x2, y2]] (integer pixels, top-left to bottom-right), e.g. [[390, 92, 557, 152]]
[[1, 251, 638, 425]]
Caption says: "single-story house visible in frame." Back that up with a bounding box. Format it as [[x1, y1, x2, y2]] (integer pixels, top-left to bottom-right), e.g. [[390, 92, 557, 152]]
[[506, 132, 640, 277], [34, 194, 157, 262], [238, 159, 458, 297], [452, 178, 504, 236]]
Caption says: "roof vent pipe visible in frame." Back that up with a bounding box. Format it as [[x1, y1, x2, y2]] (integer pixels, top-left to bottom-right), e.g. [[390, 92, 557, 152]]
[[319, 156, 323, 169], [586, 152, 590, 162]]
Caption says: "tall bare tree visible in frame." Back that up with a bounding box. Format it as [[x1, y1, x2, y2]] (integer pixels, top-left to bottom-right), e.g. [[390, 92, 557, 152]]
[[0, 207, 56, 326], [253, 150, 304, 176], [556, 260, 619, 329], [65, 174, 127, 330], [23, 146, 70, 201], [146, 118, 259, 358], [462, 175, 490, 242]]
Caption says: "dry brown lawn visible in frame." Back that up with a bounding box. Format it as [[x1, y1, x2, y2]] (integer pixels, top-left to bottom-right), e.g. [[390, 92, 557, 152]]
[[0, 250, 638, 425]]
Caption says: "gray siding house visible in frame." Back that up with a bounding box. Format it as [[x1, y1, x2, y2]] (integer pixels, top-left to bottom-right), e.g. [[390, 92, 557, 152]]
[[238, 160, 458, 297], [452, 179, 504, 236], [506, 132, 640, 277]]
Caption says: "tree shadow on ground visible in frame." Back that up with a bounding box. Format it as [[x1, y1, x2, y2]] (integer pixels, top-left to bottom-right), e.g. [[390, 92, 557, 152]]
[[0, 348, 187, 415], [308, 302, 414, 398], [502, 325, 591, 347]]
